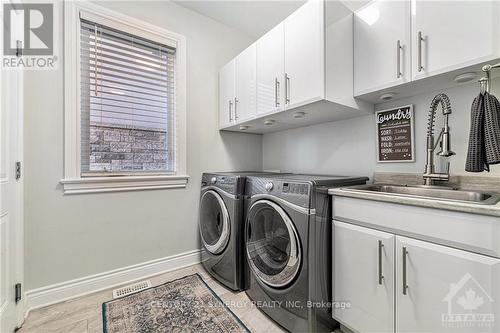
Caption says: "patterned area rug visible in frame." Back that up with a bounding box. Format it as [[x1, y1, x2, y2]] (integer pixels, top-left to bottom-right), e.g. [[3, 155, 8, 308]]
[[102, 274, 249, 333]]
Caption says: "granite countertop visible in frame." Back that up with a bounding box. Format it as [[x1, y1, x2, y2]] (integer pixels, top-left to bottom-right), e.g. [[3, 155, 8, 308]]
[[328, 172, 500, 217]]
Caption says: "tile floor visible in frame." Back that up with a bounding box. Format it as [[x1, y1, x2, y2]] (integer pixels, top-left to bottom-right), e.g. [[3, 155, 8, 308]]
[[19, 264, 286, 333]]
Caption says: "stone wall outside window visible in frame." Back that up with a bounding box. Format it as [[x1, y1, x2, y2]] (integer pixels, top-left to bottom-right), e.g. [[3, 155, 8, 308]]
[[88, 124, 169, 172]]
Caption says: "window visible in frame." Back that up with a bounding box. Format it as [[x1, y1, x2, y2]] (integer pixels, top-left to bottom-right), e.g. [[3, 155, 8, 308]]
[[62, 2, 187, 194], [80, 20, 175, 174]]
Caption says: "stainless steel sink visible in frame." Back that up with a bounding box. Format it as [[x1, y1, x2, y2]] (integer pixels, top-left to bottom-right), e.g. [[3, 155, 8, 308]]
[[343, 184, 500, 205]]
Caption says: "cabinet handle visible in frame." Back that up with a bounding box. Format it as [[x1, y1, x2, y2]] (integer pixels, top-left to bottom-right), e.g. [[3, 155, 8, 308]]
[[396, 40, 402, 78], [285, 73, 290, 105], [417, 31, 424, 72], [228, 100, 233, 122], [275, 78, 280, 108], [402, 246, 409, 295], [378, 240, 384, 285], [234, 97, 239, 120]]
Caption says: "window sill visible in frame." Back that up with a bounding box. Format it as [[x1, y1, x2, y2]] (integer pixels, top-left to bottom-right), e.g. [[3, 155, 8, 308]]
[[60, 175, 189, 195]]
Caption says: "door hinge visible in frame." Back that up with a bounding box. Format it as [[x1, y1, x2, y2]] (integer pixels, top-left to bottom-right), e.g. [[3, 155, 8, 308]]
[[16, 40, 23, 57], [15, 162, 21, 180], [15, 283, 22, 303]]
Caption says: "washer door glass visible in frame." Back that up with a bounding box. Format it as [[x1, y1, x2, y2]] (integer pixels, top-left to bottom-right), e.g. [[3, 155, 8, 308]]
[[199, 190, 230, 254], [246, 200, 301, 288]]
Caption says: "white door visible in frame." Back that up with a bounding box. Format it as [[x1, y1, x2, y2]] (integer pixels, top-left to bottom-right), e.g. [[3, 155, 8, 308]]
[[0, 69, 24, 332], [354, 0, 411, 95], [256, 22, 284, 116], [218, 60, 235, 128], [235, 44, 256, 123], [396, 236, 500, 333], [333, 221, 395, 333], [412, 0, 500, 81], [284, 0, 324, 109]]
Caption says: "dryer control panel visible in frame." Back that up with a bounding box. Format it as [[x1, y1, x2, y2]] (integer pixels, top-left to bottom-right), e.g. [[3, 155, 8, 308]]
[[201, 174, 240, 195], [282, 182, 309, 195]]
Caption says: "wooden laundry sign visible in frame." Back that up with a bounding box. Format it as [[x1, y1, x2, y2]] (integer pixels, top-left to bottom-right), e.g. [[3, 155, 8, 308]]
[[376, 105, 415, 162]]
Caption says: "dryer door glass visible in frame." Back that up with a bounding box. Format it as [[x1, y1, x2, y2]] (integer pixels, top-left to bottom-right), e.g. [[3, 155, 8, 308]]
[[199, 190, 230, 254], [246, 200, 301, 288]]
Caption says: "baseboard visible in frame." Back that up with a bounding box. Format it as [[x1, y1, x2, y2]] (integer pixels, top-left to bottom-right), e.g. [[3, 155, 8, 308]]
[[25, 249, 202, 314]]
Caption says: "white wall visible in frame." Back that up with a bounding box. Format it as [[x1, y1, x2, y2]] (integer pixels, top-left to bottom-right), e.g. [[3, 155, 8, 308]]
[[24, 1, 261, 289], [263, 79, 500, 179]]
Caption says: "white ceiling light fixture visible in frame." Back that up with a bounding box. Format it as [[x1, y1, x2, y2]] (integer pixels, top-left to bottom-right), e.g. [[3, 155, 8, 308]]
[[239, 125, 250, 131], [379, 92, 396, 101], [453, 72, 477, 83], [293, 112, 306, 119], [264, 119, 276, 126]]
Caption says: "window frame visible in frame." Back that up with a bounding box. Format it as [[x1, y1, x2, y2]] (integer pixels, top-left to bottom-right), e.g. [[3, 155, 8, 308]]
[[62, 1, 187, 194]]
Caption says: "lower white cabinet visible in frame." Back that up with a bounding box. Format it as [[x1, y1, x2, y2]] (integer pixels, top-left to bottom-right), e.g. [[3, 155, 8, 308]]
[[333, 221, 395, 333], [396, 236, 500, 333], [333, 220, 500, 333]]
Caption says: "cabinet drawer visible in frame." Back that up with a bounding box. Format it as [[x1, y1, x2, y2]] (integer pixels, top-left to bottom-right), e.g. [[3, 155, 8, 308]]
[[333, 196, 500, 258]]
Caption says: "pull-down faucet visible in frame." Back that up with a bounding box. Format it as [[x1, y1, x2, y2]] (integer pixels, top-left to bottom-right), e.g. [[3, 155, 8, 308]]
[[423, 93, 455, 186]]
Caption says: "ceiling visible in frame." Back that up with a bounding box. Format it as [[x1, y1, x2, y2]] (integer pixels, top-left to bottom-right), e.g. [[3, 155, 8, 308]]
[[174, 1, 371, 39], [174, 1, 307, 38]]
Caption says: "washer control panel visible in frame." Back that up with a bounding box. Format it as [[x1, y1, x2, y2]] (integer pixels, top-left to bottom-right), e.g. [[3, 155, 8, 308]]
[[282, 182, 308, 195]]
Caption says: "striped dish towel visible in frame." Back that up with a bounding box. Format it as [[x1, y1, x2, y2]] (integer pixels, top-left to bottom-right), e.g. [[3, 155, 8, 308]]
[[465, 92, 500, 172]]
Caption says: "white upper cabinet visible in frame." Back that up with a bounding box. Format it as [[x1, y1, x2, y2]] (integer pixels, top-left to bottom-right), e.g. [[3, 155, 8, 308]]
[[396, 236, 500, 333], [284, 0, 324, 109], [219, 60, 235, 127], [219, 0, 372, 133], [354, 0, 411, 95], [333, 221, 395, 333], [235, 44, 257, 122], [256, 23, 285, 116], [412, 0, 500, 81]]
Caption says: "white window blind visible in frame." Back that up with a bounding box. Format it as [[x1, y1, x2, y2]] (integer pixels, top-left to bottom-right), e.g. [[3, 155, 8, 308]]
[[80, 18, 176, 174]]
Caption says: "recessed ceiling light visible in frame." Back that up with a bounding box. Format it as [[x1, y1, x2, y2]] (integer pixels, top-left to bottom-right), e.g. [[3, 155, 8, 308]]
[[239, 125, 250, 131], [264, 119, 276, 126], [379, 92, 396, 101], [453, 72, 477, 83], [293, 112, 306, 119]]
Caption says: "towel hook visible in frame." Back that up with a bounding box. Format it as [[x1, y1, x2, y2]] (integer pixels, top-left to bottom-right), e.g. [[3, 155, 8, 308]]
[[479, 77, 488, 95], [480, 63, 500, 94]]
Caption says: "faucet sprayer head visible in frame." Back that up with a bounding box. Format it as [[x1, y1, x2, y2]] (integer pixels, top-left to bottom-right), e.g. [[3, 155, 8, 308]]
[[437, 131, 456, 157]]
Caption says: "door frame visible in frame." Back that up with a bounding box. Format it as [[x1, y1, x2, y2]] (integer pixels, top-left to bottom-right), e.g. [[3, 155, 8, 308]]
[[0, 55, 25, 332]]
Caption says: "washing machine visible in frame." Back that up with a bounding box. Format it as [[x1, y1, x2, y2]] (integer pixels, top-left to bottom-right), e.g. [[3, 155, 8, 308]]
[[199, 172, 284, 291], [244, 174, 368, 332]]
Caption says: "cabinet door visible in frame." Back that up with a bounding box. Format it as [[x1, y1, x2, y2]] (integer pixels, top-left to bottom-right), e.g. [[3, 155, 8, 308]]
[[354, 0, 410, 95], [396, 236, 500, 333], [333, 221, 395, 333], [284, 0, 324, 109], [412, 0, 500, 80], [219, 60, 235, 127], [256, 23, 284, 116], [235, 44, 256, 122]]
